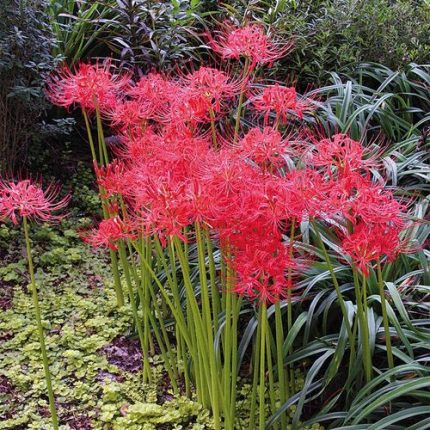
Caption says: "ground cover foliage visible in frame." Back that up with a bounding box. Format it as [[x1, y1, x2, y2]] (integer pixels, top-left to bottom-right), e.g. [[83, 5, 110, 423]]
[[1, 1, 430, 430], [0, 217, 213, 430]]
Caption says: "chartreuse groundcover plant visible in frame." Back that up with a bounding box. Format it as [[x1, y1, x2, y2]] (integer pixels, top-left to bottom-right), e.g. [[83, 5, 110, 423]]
[[0, 179, 69, 429], [2, 20, 428, 429]]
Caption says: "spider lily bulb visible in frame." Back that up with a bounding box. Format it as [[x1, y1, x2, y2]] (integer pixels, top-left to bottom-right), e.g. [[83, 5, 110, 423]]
[[0, 179, 69, 225]]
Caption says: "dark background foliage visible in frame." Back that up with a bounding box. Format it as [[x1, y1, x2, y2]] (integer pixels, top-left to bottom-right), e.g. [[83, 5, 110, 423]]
[[3, 0, 430, 172], [0, 0, 69, 172]]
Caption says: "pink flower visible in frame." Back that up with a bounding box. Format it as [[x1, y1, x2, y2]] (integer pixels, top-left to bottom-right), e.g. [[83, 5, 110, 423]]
[[251, 84, 310, 124], [46, 60, 130, 112], [238, 126, 290, 167], [0, 179, 69, 225], [208, 23, 292, 69], [342, 222, 409, 276], [81, 217, 135, 250]]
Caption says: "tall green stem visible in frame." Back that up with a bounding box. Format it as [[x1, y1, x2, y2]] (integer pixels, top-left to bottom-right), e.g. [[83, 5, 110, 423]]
[[376, 260, 394, 372], [234, 57, 250, 143], [312, 221, 354, 351], [195, 223, 222, 428], [353, 269, 372, 383], [275, 302, 289, 428], [287, 222, 296, 394], [23, 216, 59, 430], [259, 303, 268, 429], [82, 109, 97, 163], [82, 107, 124, 307], [117, 243, 148, 372], [249, 310, 261, 430]]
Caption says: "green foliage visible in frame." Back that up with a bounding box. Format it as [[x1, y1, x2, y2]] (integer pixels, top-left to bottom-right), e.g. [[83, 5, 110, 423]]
[[49, 0, 217, 70], [0, 230, 212, 429], [0, 0, 64, 171], [221, 0, 430, 85]]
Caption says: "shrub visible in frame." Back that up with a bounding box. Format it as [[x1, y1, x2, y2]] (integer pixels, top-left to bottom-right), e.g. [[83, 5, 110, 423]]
[[0, 0, 60, 171], [222, 0, 430, 85]]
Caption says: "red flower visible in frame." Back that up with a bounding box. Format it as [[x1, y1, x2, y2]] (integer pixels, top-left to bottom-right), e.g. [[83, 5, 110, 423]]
[[127, 72, 179, 119], [226, 228, 298, 303], [46, 60, 130, 112], [251, 84, 310, 124], [180, 67, 239, 113], [0, 179, 69, 225], [342, 222, 408, 276], [238, 126, 290, 167], [94, 160, 129, 198], [284, 169, 329, 220], [81, 217, 135, 250], [306, 133, 376, 176], [108, 100, 154, 131], [208, 23, 292, 69]]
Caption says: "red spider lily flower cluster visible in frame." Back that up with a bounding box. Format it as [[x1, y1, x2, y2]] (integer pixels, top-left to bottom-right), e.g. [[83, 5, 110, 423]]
[[47, 24, 413, 301], [46, 60, 130, 112], [0, 179, 69, 225], [251, 84, 311, 125], [81, 217, 135, 251], [208, 23, 292, 69]]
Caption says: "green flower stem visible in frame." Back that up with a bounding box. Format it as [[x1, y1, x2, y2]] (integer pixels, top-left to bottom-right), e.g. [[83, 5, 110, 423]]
[[223, 271, 233, 423], [229, 294, 240, 427], [234, 56, 250, 143], [23, 216, 59, 430], [82, 107, 124, 308], [140, 236, 152, 383], [174, 237, 215, 413], [376, 259, 395, 372], [353, 269, 372, 383], [82, 109, 97, 163], [94, 102, 109, 165], [249, 310, 262, 430], [287, 222, 296, 394], [195, 223, 223, 428], [209, 107, 218, 148], [205, 229, 220, 334], [275, 301, 289, 429], [117, 243, 150, 373], [312, 221, 355, 353], [259, 302, 268, 429], [130, 240, 179, 390], [265, 320, 276, 421]]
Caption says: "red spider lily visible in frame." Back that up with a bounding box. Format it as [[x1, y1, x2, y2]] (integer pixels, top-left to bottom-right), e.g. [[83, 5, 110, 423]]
[[132, 175, 191, 244], [127, 72, 179, 118], [283, 169, 330, 220], [208, 23, 292, 69], [0, 179, 69, 225], [305, 133, 376, 176], [94, 160, 129, 198], [81, 217, 136, 251], [46, 60, 130, 112], [348, 183, 407, 228], [107, 100, 154, 132], [342, 222, 409, 276], [180, 67, 240, 114], [238, 126, 291, 168], [251, 84, 311, 125], [225, 228, 298, 303]]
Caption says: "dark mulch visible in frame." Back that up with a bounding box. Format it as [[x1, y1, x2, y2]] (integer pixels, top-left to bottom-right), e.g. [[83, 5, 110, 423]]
[[102, 335, 143, 373]]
